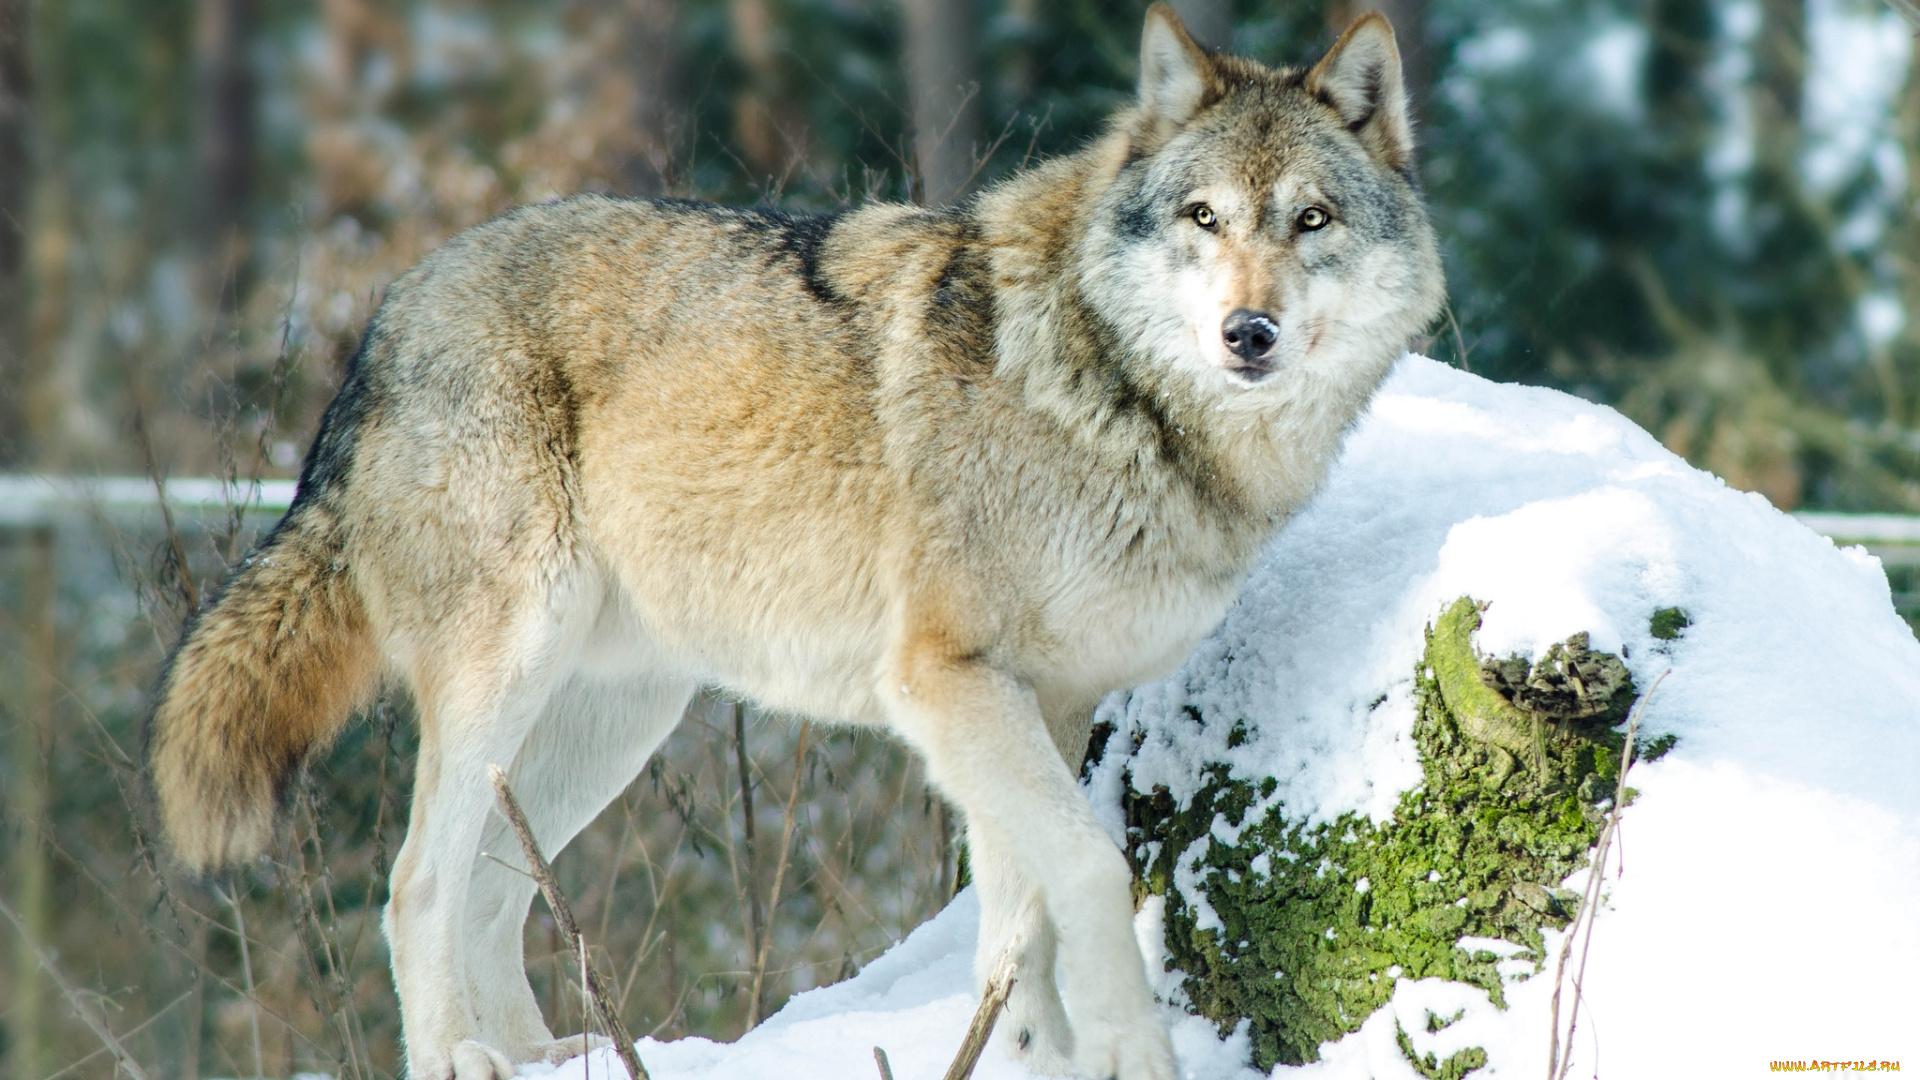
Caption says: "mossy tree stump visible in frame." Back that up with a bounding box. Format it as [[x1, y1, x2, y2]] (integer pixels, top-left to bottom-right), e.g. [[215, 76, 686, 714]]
[[1096, 598, 1673, 1073]]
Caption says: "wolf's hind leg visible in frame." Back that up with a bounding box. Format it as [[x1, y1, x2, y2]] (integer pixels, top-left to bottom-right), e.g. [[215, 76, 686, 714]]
[[461, 673, 696, 1065], [384, 610, 587, 1080], [969, 826, 1074, 1074]]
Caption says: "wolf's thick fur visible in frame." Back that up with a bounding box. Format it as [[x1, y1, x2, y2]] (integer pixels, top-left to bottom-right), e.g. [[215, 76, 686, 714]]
[[148, 9, 1441, 1078]]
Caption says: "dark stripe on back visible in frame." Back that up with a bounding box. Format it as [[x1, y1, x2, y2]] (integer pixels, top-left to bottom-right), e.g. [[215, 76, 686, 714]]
[[771, 209, 850, 304], [296, 318, 385, 501]]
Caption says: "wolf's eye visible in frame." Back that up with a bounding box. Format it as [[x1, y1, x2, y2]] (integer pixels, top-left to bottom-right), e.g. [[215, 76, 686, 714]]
[[1191, 204, 1217, 229], [1299, 207, 1330, 231]]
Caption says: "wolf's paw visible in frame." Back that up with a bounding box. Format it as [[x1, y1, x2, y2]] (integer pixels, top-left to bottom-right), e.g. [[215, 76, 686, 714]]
[[1069, 1019, 1175, 1080], [525, 1033, 613, 1066], [418, 1038, 515, 1080], [996, 978, 1074, 1074]]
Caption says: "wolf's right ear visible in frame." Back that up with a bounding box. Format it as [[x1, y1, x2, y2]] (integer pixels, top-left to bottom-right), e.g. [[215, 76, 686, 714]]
[[1137, 4, 1217, 142], [1307, 13, 1414, 170]]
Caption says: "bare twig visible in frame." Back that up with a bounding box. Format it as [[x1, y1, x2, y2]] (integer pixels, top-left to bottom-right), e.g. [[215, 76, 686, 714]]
[[490, 764, 653, 1080], [733, 701, 765, 1016], [1443, 299, 1473, 374], [745, 720, 810, 1029], [36, 831, 330, 1060], [581, 934, 594, 1080], [130, 403, 199, 613], [1547, 669, 1668, 1080], [0, 894, 154, 1080], [216, 885, 266, 1080], [34, 990, 194, 1080], [941, 950, 1017, 1080], [873, 1045, 896, 1080]]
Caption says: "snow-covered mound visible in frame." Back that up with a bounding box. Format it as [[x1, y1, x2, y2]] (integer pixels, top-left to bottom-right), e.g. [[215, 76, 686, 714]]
[[543, 357, 1920, 1079]]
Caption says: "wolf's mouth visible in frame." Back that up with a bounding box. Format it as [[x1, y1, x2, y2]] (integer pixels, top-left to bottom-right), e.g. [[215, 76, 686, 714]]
[[1225, 363, 1278, 385]]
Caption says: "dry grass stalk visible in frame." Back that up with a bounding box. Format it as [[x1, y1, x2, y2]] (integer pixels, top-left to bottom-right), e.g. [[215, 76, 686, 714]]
[[35, 990, 195, 1080], [217, 884, 267, 1079], [873, 1045, 896, 1080], [0, 894, 154, 1080], [733, 701, 766, 994], [941, 949, 1017, 1080], [745, 719, 810, 1028], [1546, 669, 1668, 1080], [489, 763, 654, 1080]]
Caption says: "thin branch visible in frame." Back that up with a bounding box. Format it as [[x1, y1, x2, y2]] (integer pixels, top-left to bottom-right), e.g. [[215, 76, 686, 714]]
[[481, 850, 540, 880], [941, 950, 1016, 1080], [734, 701, 765, 1019], [34, 990, 194, 1080], [216, 885, 265, 1080], [745, 720, 810, 1028], [0, 894, 154, 1080], [490, 764, 653, 1080], [873, 1046, 896, 1080], [1547, 669, 1668, 1079]]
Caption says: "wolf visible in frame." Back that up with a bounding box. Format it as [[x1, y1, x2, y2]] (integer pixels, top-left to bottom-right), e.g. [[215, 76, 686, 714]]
[[146, 7, 1441, 1078]]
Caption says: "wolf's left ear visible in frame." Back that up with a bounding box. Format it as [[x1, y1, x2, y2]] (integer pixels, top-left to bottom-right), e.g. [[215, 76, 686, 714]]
[[1137, 4, 1217, 142], [1306, 13, 1413, 170]]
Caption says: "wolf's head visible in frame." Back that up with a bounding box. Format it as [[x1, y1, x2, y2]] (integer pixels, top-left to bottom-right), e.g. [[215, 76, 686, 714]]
[[1078, 4, 1444, 402]]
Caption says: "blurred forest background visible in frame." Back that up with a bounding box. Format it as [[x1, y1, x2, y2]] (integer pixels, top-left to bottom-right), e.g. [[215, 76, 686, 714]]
[[0, 0, 1915, 1077]]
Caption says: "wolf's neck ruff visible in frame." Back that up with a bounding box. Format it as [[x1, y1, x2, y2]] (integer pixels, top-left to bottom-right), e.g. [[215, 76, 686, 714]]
[[145, 7, 1443, 1080]]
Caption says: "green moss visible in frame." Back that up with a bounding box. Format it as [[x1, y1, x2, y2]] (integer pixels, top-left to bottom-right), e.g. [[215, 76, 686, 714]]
[[1397, 1021, 1491, 1080], [1116, 598, 1662, 1071], [1649, 606, 1692, 640]]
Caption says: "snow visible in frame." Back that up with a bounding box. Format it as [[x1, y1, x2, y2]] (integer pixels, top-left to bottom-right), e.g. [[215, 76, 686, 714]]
[[530, 892, 1262, 1080], [539, 357, 1920, 1078]]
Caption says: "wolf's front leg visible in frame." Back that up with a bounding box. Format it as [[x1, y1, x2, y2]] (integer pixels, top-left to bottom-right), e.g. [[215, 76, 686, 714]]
[[889, 654, 1175, 1080], [968, 830, 1075, 1073]]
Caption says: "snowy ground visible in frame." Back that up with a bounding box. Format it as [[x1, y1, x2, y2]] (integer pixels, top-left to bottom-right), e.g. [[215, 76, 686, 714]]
[[538, 357, 1920, 1079]]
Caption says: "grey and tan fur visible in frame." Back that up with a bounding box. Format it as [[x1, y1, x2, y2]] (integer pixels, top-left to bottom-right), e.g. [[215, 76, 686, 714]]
[[147, 8, 1442, 1078]]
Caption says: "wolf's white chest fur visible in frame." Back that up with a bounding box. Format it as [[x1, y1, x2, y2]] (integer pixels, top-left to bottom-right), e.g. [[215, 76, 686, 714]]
[[1043, 560, 1245, 703]]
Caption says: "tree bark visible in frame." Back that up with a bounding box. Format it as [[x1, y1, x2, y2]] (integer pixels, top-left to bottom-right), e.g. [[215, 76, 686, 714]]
[[624, 0, 679, 195], [1647, 0, 1715, 140], [1888, 37, 1920, 427], [7, 527, 56, 1080], [730, 0, 780, 176], [196, 0, 255, 310], [1753, 0, 1803, 174], [0, 0, 27, 467], [901, 0, 981, 206]]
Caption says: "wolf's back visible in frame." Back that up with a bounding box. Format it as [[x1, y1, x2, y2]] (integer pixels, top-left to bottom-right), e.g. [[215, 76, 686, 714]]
[[147, 494, 378, 873]]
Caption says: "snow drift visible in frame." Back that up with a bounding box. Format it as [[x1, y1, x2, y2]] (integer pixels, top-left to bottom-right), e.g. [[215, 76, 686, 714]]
[[537, 357, 1920, 1079]]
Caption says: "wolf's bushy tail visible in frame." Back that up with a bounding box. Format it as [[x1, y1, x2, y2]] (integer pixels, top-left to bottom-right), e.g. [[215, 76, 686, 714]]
[[148, 497, 379, 873]]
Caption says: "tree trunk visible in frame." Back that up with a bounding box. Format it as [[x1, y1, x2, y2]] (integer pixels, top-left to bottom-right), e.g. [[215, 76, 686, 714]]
[[624, 0, 680, 195], [195, 0, 254, 311], [730, 0, 780, 177], [1647, 0, 1715, 140], [1753, 0, 1803, 176], [7, 527, 56, 1080], [0, 0, 26, 467], [997, 0, 1041, 116], [901, 0, 980, 206], [1887, 39, 1920, 427], [22, 0, 69, 472]]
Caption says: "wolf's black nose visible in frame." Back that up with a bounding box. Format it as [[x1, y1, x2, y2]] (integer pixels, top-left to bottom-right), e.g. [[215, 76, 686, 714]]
[[1222, 309, 1279, 361]]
